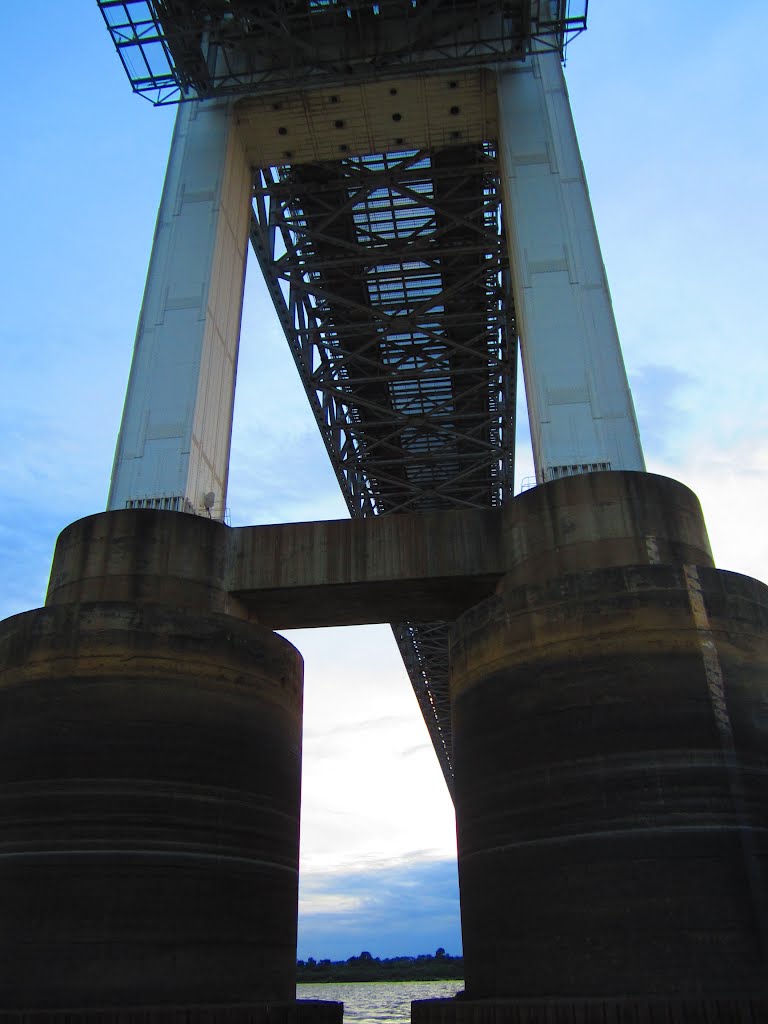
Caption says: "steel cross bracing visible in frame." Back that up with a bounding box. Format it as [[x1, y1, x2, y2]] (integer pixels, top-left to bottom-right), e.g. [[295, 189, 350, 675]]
[[97, 1, 587, 105], [250, 145, 516, 790]]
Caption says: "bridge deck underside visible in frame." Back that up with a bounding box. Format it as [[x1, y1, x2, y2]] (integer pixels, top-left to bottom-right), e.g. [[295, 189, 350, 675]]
[[97, 1, 586, 105], [250, 144, 516, 790]]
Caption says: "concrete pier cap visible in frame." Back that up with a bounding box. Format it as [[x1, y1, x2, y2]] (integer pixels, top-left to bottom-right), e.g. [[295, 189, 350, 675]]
[[497, 468, 714, 586], [46, 505, 247, 619], [45, 472, 714, 629]]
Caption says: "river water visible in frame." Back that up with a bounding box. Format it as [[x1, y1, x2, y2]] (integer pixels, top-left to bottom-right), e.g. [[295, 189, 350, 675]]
[[297, 980, 463, 1024]]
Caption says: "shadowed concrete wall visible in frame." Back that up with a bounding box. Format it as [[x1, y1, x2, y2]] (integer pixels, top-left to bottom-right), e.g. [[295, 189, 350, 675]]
[[0, 603, 304, 1010], [451, 564, 768, 999]]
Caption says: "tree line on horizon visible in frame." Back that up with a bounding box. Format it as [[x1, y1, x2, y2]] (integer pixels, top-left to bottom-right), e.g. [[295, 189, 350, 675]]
[[296, 948, 463, 983]]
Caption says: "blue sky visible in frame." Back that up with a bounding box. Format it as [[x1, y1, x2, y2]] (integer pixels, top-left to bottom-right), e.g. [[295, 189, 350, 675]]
[[1, 3, 767, 961]]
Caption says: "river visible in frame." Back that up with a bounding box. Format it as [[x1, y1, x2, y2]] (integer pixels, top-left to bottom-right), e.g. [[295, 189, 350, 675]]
[[297, 980, 463, 1024]]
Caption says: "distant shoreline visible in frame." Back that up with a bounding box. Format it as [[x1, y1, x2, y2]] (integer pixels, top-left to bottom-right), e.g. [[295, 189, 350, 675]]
[[297, 951, 463, 984]]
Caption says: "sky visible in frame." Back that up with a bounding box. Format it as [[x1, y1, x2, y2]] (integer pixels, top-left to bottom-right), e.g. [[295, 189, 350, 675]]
[[1, 2, 767, 962]]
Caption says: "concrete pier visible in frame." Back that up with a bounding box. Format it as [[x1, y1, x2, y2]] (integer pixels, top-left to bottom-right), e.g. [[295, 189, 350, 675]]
[[0, 513, 340, 1021], [0, 472, 766, 1019], [0, 601, 304, 1011], [417, 476, 768, 1022], [452, 564, 768, 995]]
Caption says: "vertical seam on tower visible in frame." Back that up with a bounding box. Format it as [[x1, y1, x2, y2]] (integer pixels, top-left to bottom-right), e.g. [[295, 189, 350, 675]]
[[683, 564, 733, 740]]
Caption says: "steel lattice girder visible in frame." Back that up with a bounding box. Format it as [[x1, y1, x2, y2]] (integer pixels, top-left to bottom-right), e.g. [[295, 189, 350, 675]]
[[97, 1, 587, 105], [250, 144, 516, 791]]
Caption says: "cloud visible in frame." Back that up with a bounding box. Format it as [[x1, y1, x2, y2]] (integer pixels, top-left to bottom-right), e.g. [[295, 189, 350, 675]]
[[300, 892, 364, 917], [630, 363, 698, 462], [289, 624, 457, 875], [297, 857, 462, 960], [304, 715, 413, 743], [649, 438, 768, 585], [401, 742, 431, 758]]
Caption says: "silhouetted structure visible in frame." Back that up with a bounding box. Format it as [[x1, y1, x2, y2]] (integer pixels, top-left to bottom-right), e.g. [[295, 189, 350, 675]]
[[0, 3, 765, 1021]]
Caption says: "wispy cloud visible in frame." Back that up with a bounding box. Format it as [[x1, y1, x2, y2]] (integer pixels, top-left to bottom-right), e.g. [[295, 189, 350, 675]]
[[304, 715, 413, 743], [649, 438, 768, 584], [298, 858, 462, 960], [401, 743, 431, 758], [630, 363, 698, 462]]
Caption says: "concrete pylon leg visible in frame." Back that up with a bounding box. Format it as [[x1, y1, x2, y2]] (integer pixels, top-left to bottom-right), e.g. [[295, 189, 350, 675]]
[[414, 473, 768, 1023], [108, 99, 252, 520], [496, 56, 644, 482], [0, 512, 341, 1023]]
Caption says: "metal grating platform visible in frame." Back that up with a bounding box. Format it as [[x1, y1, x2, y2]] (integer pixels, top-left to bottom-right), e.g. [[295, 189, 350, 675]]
[[97, 0, 588, 105]]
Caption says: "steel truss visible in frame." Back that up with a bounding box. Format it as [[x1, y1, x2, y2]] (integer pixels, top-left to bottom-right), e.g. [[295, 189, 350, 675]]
[[97, 1, 588, 105], [250, 145, 516, 790]]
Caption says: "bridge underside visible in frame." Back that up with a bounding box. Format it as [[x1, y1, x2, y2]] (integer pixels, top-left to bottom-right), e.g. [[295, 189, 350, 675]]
[[250, 144, 515, 788], [95, 0, 592, 790], [98, 0, 586, 105]]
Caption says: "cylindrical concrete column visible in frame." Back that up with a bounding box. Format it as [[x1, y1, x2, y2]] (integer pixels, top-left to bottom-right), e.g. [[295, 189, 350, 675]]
[[451, 561, 768, 1001], [0, 598, 303, 1009], [45, 507, 245, 618], [500, 470, 714, 586]]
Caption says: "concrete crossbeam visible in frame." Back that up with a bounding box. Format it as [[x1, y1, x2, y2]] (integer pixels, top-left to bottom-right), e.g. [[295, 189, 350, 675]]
[[49, 472, 712, 629]]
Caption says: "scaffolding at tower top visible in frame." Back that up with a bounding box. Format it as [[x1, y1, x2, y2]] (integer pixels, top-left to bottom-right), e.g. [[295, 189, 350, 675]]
[[98, 0, 588, 105]]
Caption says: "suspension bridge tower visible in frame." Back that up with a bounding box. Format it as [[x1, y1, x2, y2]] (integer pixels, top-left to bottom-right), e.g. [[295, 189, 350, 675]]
[[0, 3, 766, 1021]]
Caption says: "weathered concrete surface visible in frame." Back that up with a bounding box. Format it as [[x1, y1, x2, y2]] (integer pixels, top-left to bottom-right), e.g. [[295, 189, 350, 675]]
[[230, 511, 504, 627], [46, 508, 247, 619], [0, 1002, 343, 1024], [47, 473, 713, 628], [6, 467, 765, 1016], [412, 996, 768, 1024], [450, 564, 768, 1002], [0, 602, 303, 1009], [496, 468, 712, 586]]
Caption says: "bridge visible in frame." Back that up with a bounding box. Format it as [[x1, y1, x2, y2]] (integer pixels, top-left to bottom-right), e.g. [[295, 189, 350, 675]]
[[97, 0, 643, 791], [0, 3, 765, 1021]]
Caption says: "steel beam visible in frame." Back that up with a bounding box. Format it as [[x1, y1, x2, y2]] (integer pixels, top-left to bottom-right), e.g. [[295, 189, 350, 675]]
[[249, 145, 515, 787]]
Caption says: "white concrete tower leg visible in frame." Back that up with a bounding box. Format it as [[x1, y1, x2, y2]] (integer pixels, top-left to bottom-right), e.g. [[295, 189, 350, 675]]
[[497, 54, 645, 483], [107, 99, 252, 517]]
